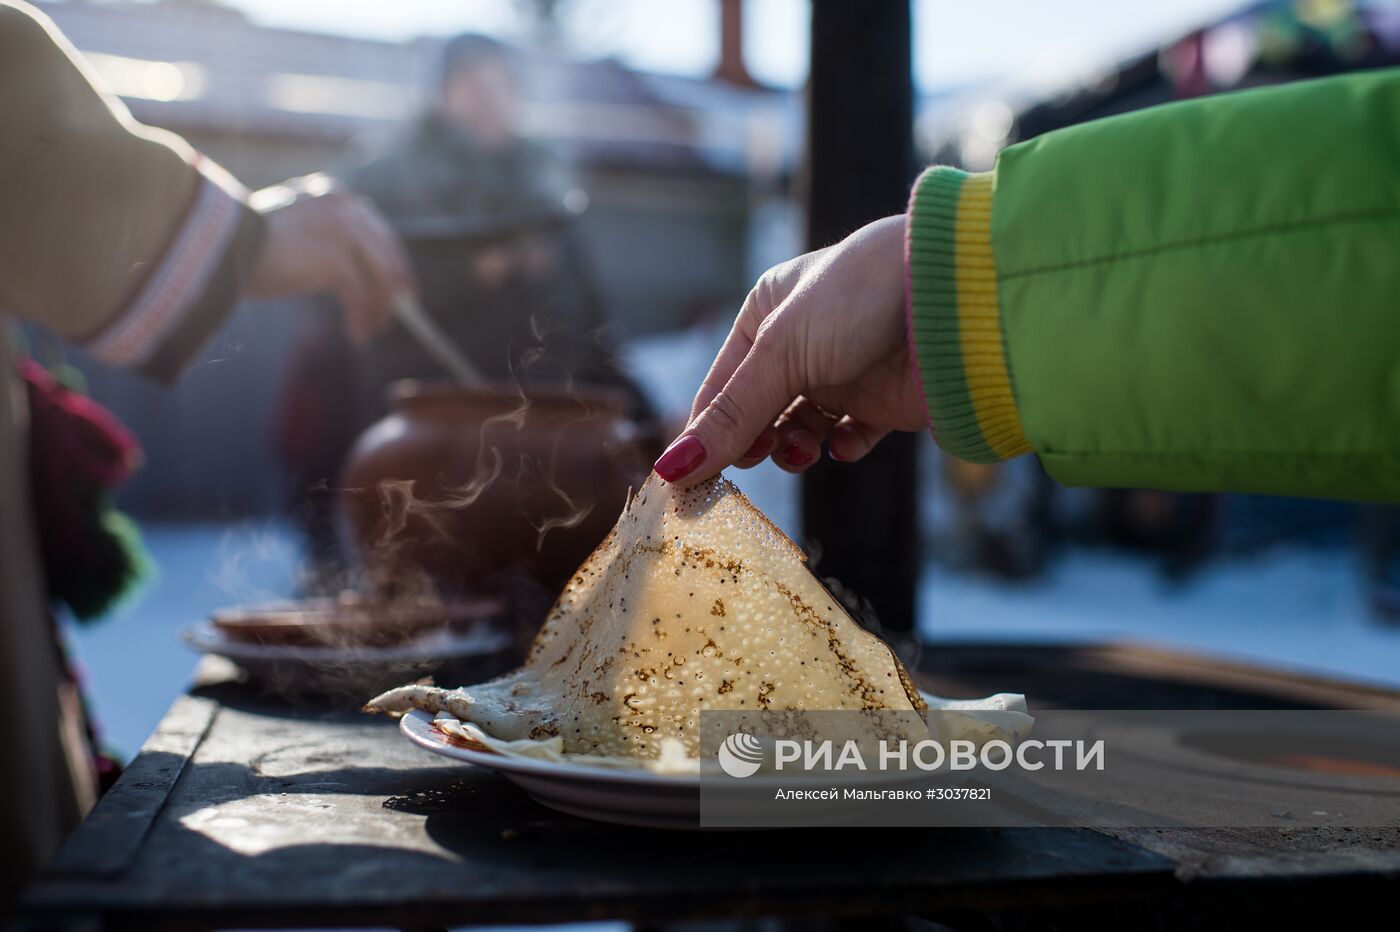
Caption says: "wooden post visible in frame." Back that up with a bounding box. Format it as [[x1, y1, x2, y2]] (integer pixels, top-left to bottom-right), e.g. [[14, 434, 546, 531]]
[[802, 0, 919, 634]]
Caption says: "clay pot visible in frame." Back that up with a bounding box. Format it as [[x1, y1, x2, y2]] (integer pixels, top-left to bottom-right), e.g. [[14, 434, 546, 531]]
[[337, 380, 655, 603]]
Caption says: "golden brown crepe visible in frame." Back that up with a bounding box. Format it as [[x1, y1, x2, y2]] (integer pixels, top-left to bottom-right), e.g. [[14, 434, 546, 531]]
[[367, 474, 929, 765]]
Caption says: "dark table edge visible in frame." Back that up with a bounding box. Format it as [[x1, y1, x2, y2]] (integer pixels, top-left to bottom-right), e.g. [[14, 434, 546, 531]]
[[41, 695, 218, 878], [17, 845, 1177, 931]]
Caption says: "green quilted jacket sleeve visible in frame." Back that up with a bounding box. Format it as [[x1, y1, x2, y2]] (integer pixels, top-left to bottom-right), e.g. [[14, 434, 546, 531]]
[[906, 69, 1400, 501]]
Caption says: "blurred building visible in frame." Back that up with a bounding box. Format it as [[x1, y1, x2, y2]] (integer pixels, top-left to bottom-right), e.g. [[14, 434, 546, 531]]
[[31, 0, 800, 516]]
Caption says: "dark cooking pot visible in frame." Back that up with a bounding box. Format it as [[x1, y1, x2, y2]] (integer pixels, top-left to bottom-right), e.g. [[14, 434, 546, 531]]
[[337, 379, 659, 602]]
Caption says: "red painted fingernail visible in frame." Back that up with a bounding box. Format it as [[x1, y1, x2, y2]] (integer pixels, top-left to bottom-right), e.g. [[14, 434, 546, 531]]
[[828, 427, 854, 462], [653, 435, 707, 482], [742, 436, 774, 460], [780, 442, 813, 468]]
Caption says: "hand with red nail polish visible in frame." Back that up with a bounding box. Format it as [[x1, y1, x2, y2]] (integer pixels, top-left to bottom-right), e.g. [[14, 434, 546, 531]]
[[733, 431, 777, 469], [778, 440, 814, 470], [652, 214, 929, 485], [654, 434, 708, 483]]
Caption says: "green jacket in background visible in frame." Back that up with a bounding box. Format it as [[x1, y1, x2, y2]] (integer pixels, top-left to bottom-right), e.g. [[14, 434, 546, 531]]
[[907, 68, 1400, 501]]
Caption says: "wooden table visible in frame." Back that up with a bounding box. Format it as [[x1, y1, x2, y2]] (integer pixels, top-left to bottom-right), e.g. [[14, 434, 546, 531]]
[[18, 645, 1400, 930]]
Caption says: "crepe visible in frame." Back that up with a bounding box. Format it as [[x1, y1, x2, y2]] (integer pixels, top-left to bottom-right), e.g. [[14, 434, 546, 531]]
[[367, 474, 936, 766]]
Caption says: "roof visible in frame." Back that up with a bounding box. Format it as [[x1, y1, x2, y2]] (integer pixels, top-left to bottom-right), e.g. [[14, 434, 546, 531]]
[[34, 0, 799, 177]]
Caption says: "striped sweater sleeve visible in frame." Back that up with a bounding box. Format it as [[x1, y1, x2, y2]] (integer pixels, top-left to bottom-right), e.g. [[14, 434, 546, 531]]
[[904, 165, 1031, 464], [80, 159, 263, 383], [0, 1, 263, 383]]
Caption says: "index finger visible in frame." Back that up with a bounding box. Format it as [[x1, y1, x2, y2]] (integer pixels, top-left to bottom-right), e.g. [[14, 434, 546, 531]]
[[689, 291, 762, 425], [689, 246, 835, 423]]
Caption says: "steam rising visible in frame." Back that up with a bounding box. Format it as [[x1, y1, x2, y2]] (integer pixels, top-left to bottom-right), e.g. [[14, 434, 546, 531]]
[[435, 377, 527, 508], [357, 367, 604, 589], [205, 322, 646, 703], [374, 478, 454, 546], [209, 523, 303, 603], [525, 428, 594, 552]]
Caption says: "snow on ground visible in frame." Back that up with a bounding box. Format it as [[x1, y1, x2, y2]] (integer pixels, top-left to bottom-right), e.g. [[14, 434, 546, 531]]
[[66, 522, 1400, 759], [921, 544, 1400, 689], [64, 521, 301, 759]]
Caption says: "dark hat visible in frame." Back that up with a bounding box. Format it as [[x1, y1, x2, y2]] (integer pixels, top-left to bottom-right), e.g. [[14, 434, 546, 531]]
[[440, 32, 513, 84]]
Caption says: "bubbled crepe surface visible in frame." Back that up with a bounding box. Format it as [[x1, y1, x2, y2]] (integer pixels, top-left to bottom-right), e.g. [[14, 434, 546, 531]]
[[440, 474, 928, 760]]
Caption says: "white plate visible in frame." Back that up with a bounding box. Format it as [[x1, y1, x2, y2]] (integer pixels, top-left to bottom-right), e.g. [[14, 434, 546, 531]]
[[181, 622, 514, 697], [397, 689, 1029, 830], [400, 709, 705, 828]]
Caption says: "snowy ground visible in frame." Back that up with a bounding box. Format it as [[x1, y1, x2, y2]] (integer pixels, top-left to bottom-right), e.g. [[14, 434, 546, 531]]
[[64, 521, 302, 760], [66, 522, 1400, 760], [920, 545, 1400, 690]]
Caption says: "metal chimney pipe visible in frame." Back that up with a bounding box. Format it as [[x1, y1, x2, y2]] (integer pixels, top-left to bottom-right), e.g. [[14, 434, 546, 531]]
[[714, 0, 757, 87]]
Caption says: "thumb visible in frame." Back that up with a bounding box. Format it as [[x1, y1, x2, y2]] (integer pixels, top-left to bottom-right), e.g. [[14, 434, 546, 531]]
[[654, 328, 797, 486]]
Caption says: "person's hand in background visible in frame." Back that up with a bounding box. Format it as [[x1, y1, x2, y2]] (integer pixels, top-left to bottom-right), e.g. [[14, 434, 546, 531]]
[[653, 214, 927, 486], [245, 174, 414, 346]]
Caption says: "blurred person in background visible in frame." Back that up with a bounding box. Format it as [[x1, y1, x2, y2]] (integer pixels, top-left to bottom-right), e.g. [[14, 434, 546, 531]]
[[348, 33, 572, 270], [0, 0, 411, 897], [279, 32, 652, 586]]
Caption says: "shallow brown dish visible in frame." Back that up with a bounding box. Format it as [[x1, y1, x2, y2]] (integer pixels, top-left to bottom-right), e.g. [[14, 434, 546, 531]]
[[211, 596, 502, 648]]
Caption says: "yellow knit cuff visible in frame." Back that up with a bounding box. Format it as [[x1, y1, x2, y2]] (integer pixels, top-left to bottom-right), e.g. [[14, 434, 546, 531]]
[[907, 167, 1030, 463]]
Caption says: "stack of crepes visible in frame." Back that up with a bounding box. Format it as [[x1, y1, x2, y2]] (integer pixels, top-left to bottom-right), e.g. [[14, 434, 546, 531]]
[[367, 474, 1029, 773]]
